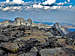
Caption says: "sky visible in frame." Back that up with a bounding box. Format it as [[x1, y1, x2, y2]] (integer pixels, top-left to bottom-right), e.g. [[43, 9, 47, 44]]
[[0, 0, 75, 25], [0, 0, 75, 5], [0, 0, 75, 3]]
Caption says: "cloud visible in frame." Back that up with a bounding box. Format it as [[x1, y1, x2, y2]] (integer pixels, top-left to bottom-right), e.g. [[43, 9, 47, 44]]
[[67, 0, 70, 2], [43, 0, 56, 5]]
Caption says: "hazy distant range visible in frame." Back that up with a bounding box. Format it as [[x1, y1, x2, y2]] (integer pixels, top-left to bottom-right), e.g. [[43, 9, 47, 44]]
[[0, 6, 75, 25]]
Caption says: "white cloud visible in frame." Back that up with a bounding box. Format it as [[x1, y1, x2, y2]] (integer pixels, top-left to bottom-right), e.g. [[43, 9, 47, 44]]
[[43, 0, 56, 5], [67, 0, 70, 2], [13, 0, 24, 4]]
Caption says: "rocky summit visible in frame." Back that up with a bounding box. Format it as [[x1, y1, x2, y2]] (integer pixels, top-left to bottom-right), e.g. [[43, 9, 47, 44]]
[[0, 17, 75, 56]]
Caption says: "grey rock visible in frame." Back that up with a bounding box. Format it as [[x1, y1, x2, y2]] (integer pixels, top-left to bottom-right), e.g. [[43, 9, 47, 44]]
[[30, 47, 38, 52], [0, 49, 5, 56], [40, 48, 64, 56], [25, 52, 37, 56]]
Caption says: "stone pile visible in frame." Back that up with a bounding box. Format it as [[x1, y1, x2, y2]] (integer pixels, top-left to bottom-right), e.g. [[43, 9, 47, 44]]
[[0, 18, 74, 56]]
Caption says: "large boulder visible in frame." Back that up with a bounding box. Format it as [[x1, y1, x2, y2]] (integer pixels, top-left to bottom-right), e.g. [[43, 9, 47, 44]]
[[0, 49, 5, 56], [51, 23, 69, 36], [18, 52, 37, 56], [40, 48, 65, 56], [1, 42, 19, 53]]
